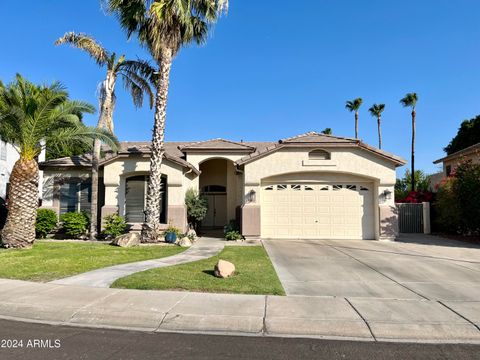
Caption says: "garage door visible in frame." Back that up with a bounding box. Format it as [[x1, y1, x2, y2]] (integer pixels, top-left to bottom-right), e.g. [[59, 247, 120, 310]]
[[261, 183, 374, 239]]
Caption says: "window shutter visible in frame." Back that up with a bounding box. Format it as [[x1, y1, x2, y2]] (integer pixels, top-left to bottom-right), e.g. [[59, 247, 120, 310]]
[[125, 177, 146, 223], [60, 183, 78, 215], [79, 182, 92, 214]]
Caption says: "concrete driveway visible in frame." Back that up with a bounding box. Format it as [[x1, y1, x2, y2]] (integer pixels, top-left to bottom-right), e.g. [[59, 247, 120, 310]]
[[263, 235, 480, 300]]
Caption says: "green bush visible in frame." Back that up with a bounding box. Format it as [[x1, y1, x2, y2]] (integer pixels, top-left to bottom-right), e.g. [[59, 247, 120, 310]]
[[35, 209, 58, 238], [102, 214, 127, 239], [433, 178, 462, 234], [225, 230, 242, 241], [60, 212, 90, 239], [185, 189, 208, 230]]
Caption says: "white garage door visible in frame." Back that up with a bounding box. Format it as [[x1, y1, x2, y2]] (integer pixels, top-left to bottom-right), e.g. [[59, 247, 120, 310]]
[[261, 183, 375, 239]]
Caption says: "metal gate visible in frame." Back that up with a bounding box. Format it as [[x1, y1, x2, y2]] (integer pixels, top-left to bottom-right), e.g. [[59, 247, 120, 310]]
[[397, 203, 424, 233]]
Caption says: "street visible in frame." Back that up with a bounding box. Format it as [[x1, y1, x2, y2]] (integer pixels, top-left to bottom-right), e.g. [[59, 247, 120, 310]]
[[0, 319, 478, 360]]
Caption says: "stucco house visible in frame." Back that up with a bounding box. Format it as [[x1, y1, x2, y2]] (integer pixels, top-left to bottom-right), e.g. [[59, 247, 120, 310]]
[[39, 131, 406, 240], [433, 142, 480, 177]]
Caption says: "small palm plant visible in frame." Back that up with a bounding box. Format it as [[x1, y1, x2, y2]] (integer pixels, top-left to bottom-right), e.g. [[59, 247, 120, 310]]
[[400, 93, 418, 191], [345, 98, 363, 139], [55, 32, 155, 239], [0, 75, 117, 249], [107, 0, 228, 241], [368, 104, 385, 149]]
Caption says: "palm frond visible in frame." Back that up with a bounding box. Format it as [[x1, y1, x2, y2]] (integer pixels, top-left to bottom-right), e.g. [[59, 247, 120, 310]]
[[368, 103, 385, 117], [345, 97, 363, 112], [400, 92, 418, 108], [55, 32, 110, 66]]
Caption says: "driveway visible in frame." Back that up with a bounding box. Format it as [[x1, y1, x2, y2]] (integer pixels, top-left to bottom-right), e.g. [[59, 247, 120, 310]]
[[263, 235, 480, 300]]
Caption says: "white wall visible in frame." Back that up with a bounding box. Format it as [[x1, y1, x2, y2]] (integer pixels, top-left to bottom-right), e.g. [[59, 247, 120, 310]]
[[0, 141, 20, 199]]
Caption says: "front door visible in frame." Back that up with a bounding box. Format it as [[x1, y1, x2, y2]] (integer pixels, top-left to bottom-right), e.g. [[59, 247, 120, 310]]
[[203, 194, 227, 228]]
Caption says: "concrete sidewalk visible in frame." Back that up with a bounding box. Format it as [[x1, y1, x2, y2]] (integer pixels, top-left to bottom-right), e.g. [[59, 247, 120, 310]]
[[50, 237, 224, 288], [1, 279, 479, 344]]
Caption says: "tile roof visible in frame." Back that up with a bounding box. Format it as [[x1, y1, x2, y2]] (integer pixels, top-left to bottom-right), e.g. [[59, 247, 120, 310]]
[[433, 142, 480, 164], [178, 138, 256, 151]]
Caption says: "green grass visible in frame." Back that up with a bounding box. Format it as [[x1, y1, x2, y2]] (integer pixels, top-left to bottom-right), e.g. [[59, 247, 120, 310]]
[[0, 241, 185, 282], [112, 246, 286, 295]]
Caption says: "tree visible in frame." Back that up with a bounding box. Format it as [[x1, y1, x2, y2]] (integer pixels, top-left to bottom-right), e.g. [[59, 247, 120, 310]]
[[321, 128, 332, 135], [368, 104, 385, 149], [107, 0, 228, 242], [55, 32, 155, 239], [345, 98, 363, 139], [395, 170, 430, 201], [400, 93, 418, 191], [185, 189, 208, 231], [0, 75, 117, 249], [444, 115, 480, 155]]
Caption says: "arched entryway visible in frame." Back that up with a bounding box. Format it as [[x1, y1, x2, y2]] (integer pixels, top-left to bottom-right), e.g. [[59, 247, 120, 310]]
[[199, 158, 238, 229]]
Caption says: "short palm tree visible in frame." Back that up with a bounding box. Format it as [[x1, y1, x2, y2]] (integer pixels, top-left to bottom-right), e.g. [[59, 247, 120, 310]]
[[400, 93, 418, 191], [107, 0, 228, 241], [55, 32, 155, 239], [345, 98, 363, 139], [322, 128, 332, 135], [368, 104, 385, 149], [0, 75, 117, 249]]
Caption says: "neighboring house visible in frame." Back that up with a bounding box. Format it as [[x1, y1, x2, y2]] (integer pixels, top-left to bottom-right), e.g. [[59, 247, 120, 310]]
[[433, 143, 480, 177], [0, 139, 20, 200], [39, 131, 406, 240]]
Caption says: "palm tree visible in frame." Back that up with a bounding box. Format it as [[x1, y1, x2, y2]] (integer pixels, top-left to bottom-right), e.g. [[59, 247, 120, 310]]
[[107, 0, 228, 241], [321, 128, 332, 135], [400, 93, 418, 191], [368, 104, 385, 149], [0, 75, 117, 249], [55, 32, 155, 239], [345, 98, 363, 139]]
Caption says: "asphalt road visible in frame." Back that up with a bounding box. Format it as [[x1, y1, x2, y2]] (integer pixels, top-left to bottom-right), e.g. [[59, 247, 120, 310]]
[[0, 319, 479, 360]]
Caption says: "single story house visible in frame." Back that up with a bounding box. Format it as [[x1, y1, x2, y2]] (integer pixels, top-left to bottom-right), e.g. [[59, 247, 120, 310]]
[[39, 131, 406, 240], [433, 142, 480, 177]]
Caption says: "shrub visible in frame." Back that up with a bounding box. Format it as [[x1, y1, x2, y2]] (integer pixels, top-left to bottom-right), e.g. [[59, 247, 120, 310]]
[[224, 219, 239, 234], [433, 177, 462, 234], [60, 212, 90, 239], [35, 209, 58, 238], [185, 189, 208, 230], [102, 214, 127, 239], [225, 230, 242, 241]]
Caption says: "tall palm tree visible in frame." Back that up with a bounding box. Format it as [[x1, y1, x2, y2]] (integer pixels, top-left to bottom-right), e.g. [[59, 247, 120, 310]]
[[55, 32, 155, 239], [107, 0, 228, 241], [345, 98, 363, 139], [0, 75, 117, 249], [400, 93, 418, 192], [368, 104, 385, 149]]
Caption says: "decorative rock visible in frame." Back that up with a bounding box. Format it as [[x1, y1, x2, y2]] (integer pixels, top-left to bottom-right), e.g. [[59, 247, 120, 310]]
[[178, 237, 192, 247], [214, 259, 235, 278], [186, 228, 197, 241], [111, 232, 141, 247]]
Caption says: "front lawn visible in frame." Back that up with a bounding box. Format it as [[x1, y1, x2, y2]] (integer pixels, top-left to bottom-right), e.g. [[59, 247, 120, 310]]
[[112, 246, 285, 295], [0, 241, 185, 282]]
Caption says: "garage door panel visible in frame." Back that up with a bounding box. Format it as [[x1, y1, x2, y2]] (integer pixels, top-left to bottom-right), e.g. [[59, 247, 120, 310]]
[[261, 181, 375, 240]]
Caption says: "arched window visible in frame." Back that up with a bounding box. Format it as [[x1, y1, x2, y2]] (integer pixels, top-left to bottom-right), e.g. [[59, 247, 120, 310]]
[[309, 149, 331, 160]]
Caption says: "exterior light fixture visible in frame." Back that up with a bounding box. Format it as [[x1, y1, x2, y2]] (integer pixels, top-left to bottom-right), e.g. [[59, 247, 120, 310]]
[[247, 189, 256, 203], [383, 189, 392, 200]]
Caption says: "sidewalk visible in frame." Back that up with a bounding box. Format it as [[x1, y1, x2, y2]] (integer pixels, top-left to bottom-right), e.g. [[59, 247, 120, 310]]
[[50, 237, 225, 288], [1, 278, 479, 344]]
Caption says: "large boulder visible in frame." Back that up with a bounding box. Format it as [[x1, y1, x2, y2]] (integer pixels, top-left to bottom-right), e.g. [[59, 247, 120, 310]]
[[214, 260, 235, 278], [177, 237, 192, 247], [111, 232, 141, 248]]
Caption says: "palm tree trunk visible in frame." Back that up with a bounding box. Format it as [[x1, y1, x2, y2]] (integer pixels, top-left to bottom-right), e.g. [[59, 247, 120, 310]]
[[1, 159, 39, 248], [90, 72, 116, 240], [142, 48, 173, 242], [377, 116, 382, 149], [355, 112, 359, 139], [411, 109, 416, 192]]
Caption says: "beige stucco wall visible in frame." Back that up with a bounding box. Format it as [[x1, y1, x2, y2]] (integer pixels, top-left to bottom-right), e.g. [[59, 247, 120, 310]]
[[443, 151, 480, 175]]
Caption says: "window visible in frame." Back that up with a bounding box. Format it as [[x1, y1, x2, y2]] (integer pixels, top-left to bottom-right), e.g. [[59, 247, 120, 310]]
[[59, 180, 91, 215], [308, 149, 330, 160], [277, 184, 288, 191], [360, 186, 369, 191], [332, 184, 343, 191], [264, 185, 274, 191], [304, 185, 314, 191], [126, 175, 167, 223], [346, 185, 356, 191], [446, 165, 452, 176], [203, 185, 226, 193], [320, 185, 329, 191], [291, 184, 301, 191]]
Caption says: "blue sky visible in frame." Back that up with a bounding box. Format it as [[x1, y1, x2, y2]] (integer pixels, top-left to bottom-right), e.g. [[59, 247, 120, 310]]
[[1, 1, 479, 174]]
